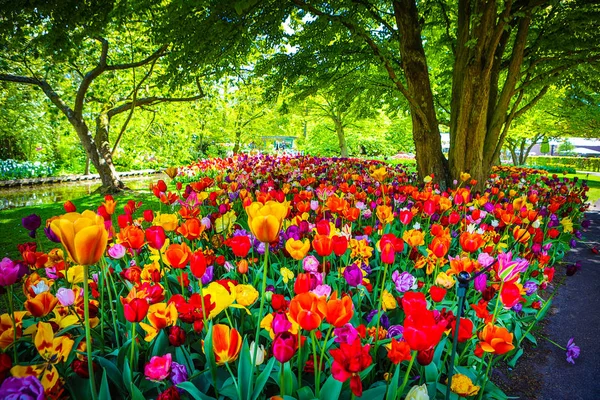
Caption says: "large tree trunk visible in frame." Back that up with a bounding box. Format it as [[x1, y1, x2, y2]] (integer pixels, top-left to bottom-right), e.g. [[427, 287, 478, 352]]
[[334, 118, 348, 158], [73, 115, 124, 193], [394, 0, 449, 187]]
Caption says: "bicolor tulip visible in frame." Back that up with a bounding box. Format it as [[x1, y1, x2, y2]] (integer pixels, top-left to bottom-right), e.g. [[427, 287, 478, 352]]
[[478, 323, 515, 355], [50, 210, 108, 265], [289, 292, 326, 331], [212, 324, 242, 365]]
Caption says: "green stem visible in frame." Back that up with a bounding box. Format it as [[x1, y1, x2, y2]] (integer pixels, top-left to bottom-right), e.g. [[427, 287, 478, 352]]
[[104, 266, 121, 348], [280, 362, 286, 397], [311, 331, 320, 397], [476, 354, 494, 400], [317, 326, 333, 393], [491, 281, 505, 324], [397, 351, 416, 399], [198, 279, 208, 333], [297, 330, 302, 389], [7, 285, 17, 363], [225, 362, 241, 400], [252, 245, 270, 375], [83, 264, 98, 400], [130, 322, 136, 392], [374, 263, 389, 354]]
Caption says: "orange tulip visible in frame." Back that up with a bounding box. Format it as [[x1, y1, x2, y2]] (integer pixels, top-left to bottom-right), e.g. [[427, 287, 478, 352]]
[[165, 243, 192, 269], [319, 292, 354, 328], [512, 226, 531, 243], [402, 229, 425, 248], [285, 238, 311, 260], [102, 195, 117, 215], [24, 292, 58, 318], [312, 234, 333, 257], [117, 225, 146, 250], [212, 324, 242, 365], [478, 323, 515, 355], [245, 201, 290, 243], [459, 231, 484, 253], [376, 205, 394, 225], [50, 210, 108, 265], [177, 218, 204, 241], [288, 292, 326, 331]]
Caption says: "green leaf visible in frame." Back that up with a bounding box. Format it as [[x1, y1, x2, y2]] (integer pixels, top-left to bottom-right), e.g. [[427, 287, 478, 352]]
[[95, 356, 126, 393], [252, 357, 276, 400], [386, 363, 401, 400], [238, 339, 253, 400], [425, 362, 439, 383], [297, 386, 316, 400], [99, 370, 111, 400], [122, 362, 145, 400], [151, 329, 169, 357], [508, 348, 524, 368], [319, 375, 342, 400], [359, 384, 387, 399], [282, 361, 297, 395], [177, 381, 217, 400]]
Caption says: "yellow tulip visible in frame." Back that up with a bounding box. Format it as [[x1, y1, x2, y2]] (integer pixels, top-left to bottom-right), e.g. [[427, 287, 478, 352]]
[[245, 201, 289, 243], [235, 284, 259, 306], [50, 210, 108, 266], [285, 238, 310, 260]]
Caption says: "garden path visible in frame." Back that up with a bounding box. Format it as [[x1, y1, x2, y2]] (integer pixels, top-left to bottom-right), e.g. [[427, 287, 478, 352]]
[[497, 211, 600, 399]]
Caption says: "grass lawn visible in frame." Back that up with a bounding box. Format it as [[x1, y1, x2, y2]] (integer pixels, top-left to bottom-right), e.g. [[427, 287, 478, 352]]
[[0, 189, 161, 260]]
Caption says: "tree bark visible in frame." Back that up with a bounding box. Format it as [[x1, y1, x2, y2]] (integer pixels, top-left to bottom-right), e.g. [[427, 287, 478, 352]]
[[333, 117, 348, 157], [393, 0, 449, 186]]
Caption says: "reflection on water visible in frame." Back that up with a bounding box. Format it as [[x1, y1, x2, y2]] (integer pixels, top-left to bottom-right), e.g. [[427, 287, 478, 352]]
[[0, 174, 165, 211]]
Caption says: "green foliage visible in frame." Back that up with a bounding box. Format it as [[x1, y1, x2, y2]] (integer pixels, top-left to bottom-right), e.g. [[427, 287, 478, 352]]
[[0, 159, 55, 180], [540, 140, 550, 154], [527, 156, 600, 172]]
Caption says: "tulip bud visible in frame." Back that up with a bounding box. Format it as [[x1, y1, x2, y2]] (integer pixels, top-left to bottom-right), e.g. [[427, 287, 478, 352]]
[[273, 332, 297, 363]]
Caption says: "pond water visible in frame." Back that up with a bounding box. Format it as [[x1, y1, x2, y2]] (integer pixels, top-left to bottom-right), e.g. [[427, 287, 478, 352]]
[[0, 174, 166, 211]]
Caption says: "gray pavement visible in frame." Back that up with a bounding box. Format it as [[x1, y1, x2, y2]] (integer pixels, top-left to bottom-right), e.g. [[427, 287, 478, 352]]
[[533, 211, 600, 400], [498, 211, 600, 399]]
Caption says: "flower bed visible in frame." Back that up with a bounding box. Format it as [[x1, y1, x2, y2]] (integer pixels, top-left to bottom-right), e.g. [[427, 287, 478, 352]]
[[0, 155, 590, 400]]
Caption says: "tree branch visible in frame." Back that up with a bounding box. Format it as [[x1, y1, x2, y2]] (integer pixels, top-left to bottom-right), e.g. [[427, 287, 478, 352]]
[[74, 38, 109, 117], [514, 85, 549, 119], [105, 44, 169, 71], [292, 0, 428, 125], [0, 73, 75, 121]]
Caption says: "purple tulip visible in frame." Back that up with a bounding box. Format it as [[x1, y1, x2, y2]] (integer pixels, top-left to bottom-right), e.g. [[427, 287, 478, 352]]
[[566, 338, 580, 364], [343, 263, 362, 287], [0, 376, 45, 400], [22, 214, 41, 238], [170, 361, 188, 389]]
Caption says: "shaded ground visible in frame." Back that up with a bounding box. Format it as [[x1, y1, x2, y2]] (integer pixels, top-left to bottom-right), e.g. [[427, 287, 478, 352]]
[[494, 211, 600, 399]]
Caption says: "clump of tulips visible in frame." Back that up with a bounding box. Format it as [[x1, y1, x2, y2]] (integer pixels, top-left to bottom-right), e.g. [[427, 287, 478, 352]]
[[0, 155, 589, 400]]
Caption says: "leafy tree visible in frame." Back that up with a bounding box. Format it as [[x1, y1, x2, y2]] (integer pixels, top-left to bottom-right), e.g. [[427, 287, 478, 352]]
[[155, 0, 600, 188], [0, 1, 203, 192]]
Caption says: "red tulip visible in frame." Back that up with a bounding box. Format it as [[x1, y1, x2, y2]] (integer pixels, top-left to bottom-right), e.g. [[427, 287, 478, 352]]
[[450, 318, 474, 343], [227, 236, 251, 257], [63, 200, 77, 212], [190, 250, 207, 279], [146, 226, 166, 250], [500, 282, 523, 308], [313, 234, 333, 257], [403, 309, 446, 351], [398, 209, 413, 225], [331, 235, 348, 257], [429, 286, 447, 302], [144, 209, 155, 222], [401, 291, 427, 315], [330, 338, 372, 397], [294, 273, 312, 295], [121, 297, 150, 322]]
